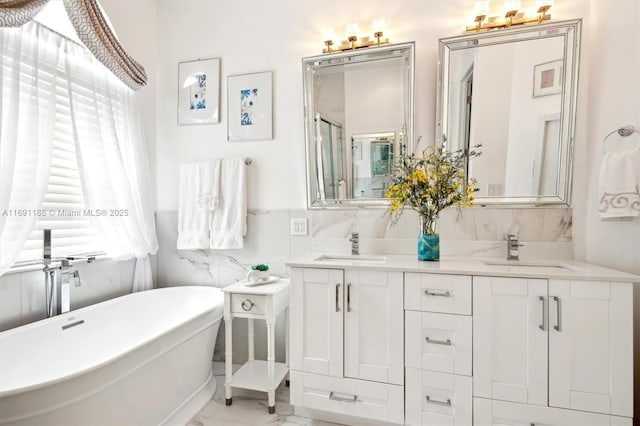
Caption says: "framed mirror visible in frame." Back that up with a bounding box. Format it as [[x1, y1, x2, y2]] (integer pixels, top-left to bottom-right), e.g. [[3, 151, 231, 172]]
[[437, 19, 581, 206], [303, 42, 415, 208]]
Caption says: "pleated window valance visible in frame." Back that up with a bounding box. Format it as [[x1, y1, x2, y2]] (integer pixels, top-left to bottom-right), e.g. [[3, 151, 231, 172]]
[[0, 0, 147, 90]]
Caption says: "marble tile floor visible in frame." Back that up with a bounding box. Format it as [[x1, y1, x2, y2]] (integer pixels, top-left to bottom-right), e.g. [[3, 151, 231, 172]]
[[188, 363, 342, 426]]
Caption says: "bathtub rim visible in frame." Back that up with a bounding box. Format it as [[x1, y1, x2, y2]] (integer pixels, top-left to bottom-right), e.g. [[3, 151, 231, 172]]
[[0, 285, 223, 399]]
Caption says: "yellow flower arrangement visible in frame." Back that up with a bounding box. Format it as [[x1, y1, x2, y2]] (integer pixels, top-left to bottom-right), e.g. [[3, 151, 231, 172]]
[[385, 145, 481, 235]]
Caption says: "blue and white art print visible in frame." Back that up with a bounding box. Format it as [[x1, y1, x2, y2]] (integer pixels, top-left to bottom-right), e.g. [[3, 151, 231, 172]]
[[240, 88, 258, 126], [228, 71, 273, 141], [190, 73, 207, 110], [178, 58, 220, 125]]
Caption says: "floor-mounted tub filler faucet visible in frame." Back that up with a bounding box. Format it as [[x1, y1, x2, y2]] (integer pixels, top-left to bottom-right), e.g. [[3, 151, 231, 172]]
[[505, 233, 525, 261], [349, 232, 360, 256], [43, 229, 86, 318]]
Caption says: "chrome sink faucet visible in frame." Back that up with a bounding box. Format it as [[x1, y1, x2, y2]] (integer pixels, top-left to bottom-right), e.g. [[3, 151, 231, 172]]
[[505, 233, 524, 261], [349, 232, 359, 256]]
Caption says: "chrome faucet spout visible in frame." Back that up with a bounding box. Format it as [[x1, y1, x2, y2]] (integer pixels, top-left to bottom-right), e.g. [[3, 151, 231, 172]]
[[505, 233, 525, 261], [43, 230, 80, 317], [349, 232, 360, 256]]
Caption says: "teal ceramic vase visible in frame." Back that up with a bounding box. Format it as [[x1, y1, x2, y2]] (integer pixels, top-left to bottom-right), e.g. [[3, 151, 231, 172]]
[[418, 216, 439, 261]]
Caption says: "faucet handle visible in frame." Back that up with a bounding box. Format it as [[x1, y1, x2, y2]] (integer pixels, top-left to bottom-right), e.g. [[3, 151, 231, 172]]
[[349, 232, 359, 242], [505, 233, 519, 241]]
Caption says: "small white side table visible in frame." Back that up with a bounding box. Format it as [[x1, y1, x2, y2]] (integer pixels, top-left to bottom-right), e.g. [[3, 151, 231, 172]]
[[222, 278, 290, 414]]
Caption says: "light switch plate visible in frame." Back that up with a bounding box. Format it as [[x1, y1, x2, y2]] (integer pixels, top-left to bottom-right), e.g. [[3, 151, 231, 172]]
[[290, 218, 308, 236]]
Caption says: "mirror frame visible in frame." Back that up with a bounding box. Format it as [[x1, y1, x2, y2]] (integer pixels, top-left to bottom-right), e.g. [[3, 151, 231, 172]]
[[436, 19, 582, 207], [303, 42, 415, 209]]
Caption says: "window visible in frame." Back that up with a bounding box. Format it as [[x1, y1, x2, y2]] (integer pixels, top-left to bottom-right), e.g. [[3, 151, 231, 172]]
[[4, 6, 105, 265]]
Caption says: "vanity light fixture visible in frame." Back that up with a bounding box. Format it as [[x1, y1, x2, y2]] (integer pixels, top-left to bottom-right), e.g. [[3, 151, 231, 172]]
[[321, 19, 389, 54], [466, 0, 553, 32], [323, 27, 335, 53]]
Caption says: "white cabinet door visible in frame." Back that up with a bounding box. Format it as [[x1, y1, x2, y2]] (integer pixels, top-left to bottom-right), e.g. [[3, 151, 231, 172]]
[[549, 280, 633, 417], [473, 397, 630, 426], [344, 270, 404, 385], [290, 268, 344, 377], [473, 276, 548, 406]]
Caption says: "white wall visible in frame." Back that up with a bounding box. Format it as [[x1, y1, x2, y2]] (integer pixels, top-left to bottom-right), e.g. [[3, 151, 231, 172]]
[[574, 0, 640, 274], [155, 0, 464, 211]]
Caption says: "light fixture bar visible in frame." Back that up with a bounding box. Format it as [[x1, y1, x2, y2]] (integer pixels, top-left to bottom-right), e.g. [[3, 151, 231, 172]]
[[322, 19, 389, 54], [466, 4, 552, 32]]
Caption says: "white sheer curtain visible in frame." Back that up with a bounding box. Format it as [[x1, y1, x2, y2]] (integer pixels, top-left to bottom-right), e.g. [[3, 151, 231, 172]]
[[0, 21, 157, 289], [62, 25, 158, 290], [0, 22, 58, 275]]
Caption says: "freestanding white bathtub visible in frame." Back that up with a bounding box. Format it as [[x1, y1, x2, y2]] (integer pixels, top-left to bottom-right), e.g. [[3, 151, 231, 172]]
[[0, 285, 224, 426]]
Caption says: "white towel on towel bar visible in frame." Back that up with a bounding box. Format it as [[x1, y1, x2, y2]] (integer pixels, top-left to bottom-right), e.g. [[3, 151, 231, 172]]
[[197, 159, 222, 210], [177, 162, 210, 249], [598, 148, 640, 219], [210, 157, 247, 249]]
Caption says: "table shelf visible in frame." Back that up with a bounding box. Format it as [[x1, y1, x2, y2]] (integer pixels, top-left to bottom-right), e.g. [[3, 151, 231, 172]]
[[232, 360, 289, 392]]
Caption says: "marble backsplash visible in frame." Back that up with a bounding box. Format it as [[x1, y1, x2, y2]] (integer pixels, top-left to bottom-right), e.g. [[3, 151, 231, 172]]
[[155, 206, 572, 289]]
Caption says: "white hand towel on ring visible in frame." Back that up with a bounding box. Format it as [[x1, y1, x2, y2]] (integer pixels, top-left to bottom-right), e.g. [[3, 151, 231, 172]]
[[598, 148, 640, 219]]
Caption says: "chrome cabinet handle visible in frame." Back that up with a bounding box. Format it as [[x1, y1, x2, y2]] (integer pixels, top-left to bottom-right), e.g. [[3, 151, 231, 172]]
[[329, 391, 357, 403], [424, 289, 452, 297], [553, 296, 562, 331], [425, 337, 452, 346], [335, 283, 341, 312], [539, 296, 546, 331], [425, 395, 452, 406], [347, 283, 352, 312], [240, 298, 254, 311]]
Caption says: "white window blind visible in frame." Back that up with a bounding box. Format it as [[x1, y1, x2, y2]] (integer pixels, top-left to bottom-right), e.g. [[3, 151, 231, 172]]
[[7, 26, 104, 265]]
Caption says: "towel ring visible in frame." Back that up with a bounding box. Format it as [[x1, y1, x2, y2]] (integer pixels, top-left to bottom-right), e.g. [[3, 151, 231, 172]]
[[603, 125, 640, 152]]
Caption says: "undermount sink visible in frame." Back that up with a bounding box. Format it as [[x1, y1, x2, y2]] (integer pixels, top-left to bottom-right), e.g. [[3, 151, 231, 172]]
[[482, 259, 581, 272], [314, 254, 387, 263]]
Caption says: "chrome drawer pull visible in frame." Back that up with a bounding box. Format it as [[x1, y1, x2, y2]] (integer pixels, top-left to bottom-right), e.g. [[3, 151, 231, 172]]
[[347, 283, 352, 312], [553, 296, 562, 331], [425, 395, 452, 406], [425, 337, 452, 346], [329, 391, 357, 403], [240, 299, 255, 311], [539, 296, 546, 331], [424, 289, 452, 297], [335, 283, 341, 312]]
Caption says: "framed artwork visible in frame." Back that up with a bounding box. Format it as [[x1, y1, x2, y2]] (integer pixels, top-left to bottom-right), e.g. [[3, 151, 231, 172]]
[[177, 58, 220, 125], [227, 71, 273, 141], [532, 59, 563, 98]]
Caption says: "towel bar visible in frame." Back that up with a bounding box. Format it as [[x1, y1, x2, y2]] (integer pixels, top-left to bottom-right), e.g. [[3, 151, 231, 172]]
[[603, 125, 640, 152]]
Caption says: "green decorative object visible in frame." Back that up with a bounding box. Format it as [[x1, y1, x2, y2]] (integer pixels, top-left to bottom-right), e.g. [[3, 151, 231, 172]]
[[252, 264, 269, 271]]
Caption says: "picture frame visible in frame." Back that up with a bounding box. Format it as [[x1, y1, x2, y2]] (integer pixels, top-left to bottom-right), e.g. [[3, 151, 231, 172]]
[[532, 59, 563, 98], [177, 58, 220, 125], [227, 71, 273, 141]]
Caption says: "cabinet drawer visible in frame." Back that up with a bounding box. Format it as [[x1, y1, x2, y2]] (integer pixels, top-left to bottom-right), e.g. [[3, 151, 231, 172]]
[[405, 311, 472, 376], [290, 370, 404, 425], [473, 397, 632, 426], [405, 273, 471, 315], [230, 293, 266, 315], [406, 369, 472, 426]]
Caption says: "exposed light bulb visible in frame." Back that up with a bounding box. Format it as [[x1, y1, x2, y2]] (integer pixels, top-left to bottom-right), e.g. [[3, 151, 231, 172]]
[[346, 23, 359, 40], [473, 0, 490, 17], [322, 27, 335, 43]]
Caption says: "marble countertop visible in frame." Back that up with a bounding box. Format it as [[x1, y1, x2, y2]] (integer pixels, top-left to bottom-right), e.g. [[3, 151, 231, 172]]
[[286, 255, 640, 283]]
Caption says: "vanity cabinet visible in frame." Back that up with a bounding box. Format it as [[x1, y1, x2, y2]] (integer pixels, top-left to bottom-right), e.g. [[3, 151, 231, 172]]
[[474, 277, 633, 418], [287, 257, 637, 426], [289, 267, 404, 424]]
